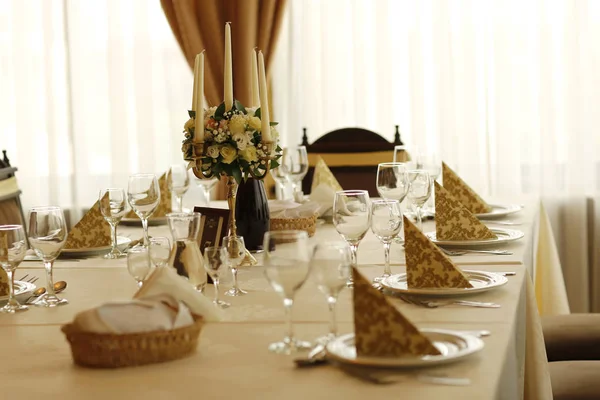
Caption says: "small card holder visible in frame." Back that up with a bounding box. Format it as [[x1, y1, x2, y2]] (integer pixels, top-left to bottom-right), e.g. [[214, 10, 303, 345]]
[[193, 207, 230, 253]]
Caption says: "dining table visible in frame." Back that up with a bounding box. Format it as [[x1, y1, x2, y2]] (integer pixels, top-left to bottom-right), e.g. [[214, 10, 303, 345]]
[[1, 196, 562, 400]]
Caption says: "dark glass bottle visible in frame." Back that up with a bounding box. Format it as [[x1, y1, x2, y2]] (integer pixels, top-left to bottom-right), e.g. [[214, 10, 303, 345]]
[[235, 178, 270, 252]]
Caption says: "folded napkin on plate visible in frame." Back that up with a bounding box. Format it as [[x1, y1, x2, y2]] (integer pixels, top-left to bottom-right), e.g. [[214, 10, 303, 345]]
[[134, 266, 223, 322], [311, 156, 342, 193], [308, 183, 338, 217], [435, 182, 497, 241], [404, 216, 473, 289], [72, 294, 194, 334], [442, 162, 492, 214], [353, 268, 441, 357], [269, 200, 320, 219], [64, 198, 111, 249], [125, 172, 172, 219]]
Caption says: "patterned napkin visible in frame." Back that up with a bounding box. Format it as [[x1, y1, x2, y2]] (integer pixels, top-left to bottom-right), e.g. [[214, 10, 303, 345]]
[[434, 182, 497, 241], [404, 216, 473, 289], [64, 201, 111, 249], [125, 173, 172, 219], [442, 162, 492, 213], [353, 268, 441, 357], [0, 233, 8, 295], [311, 156, 343, 193]]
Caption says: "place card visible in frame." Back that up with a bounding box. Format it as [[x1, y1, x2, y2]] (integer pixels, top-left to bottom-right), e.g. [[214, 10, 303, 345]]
[[193, 207, 230, 252]]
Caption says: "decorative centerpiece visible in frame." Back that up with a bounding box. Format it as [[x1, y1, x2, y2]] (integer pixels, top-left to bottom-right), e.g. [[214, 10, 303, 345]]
[[181, 23, 282, 255]]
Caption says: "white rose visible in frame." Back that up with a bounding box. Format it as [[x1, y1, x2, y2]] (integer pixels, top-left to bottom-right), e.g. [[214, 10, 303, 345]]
[[248, 116, 262, 131], [207, 145, 220, 159], [232, 132, 249, 150], [270, 126, 279, 142], [229, 114, 246, 135]]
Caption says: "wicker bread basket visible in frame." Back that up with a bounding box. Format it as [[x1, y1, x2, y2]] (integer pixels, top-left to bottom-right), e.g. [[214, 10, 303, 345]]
[[61, 316, 204, 368], [270, 214, 317, 237]]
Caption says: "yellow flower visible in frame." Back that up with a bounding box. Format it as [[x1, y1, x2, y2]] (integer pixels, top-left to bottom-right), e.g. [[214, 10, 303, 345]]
[[229, 114, 246, 134], [248, 116, 262, 131], [184, 118, 195, 133], [239, 146, 258, 162], [220, 145, 237, 164]]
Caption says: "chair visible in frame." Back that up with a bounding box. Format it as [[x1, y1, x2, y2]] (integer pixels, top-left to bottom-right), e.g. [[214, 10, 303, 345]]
[[542, 314, 600, 362], [0, 151, 26, 227], [300, 126, 408, 197], [550, 361, 600, 400]]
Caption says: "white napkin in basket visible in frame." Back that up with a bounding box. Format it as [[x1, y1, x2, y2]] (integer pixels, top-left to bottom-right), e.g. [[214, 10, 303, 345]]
[[269, 200, 321, 219], [309, 183, 337, 216]]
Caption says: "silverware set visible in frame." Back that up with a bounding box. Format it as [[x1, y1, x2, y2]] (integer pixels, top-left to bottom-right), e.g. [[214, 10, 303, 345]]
[[439, 248, 513, 256], [397, 294, 500, 308]]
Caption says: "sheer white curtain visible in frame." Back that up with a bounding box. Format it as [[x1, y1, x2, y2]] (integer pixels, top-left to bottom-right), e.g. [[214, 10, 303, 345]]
[[272, 0, 600, 312], [0, 0, 191, 212]]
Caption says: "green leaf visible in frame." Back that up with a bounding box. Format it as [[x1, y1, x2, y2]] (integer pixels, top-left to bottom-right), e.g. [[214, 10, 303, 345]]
[[269, 122, 278, 126], [231, 167, 242, 184], [233, 100, 247, 114], [188, 110, 196, 119], [276, 145, 282, 152], [255, 107, 261, 119], [270, 160, 280, 169], [243, 170, 249, 182], [214, 102, 226, 121]]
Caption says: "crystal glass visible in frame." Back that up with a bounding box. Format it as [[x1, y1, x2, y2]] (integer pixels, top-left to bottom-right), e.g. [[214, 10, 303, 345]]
[[127, 245, 152, 287], [310, 242, 351, 343], [0, 225, 28, 313], [376, 163, 410, 204], [99, 188, 127, 259], [263, 230, 312, 354], [223, 235, 247, 296], [415, 151, 441, 215], [271, 166, 290, 200], [203, 246, 230, 309], [407, 170, 432, 231], [281, 146, 308, 196], [370, 199, 402, 282], [333, 190, 371, 287], [167, 212, 207, 292], [167, 164, 190, 212], [128, 174, 160, 246], [149, 236, 171, 268], [194, 176, 219, 206], [28, 206, 68, 307]]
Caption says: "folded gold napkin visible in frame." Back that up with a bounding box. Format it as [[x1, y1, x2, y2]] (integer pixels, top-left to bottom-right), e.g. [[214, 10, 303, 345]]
[[72, 294, 194, 334], [311, 156, 343, 193], [353, 268, 441, 357], [125, 172, 172, 219], [442, 162, 491, 213], [134, 266, 223, 322], [435, 182, 497, 241], [404, 216, 473, 289], [64, 201, 111, 249]]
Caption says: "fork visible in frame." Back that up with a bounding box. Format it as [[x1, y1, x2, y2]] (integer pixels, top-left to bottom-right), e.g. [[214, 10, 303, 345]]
[[440, 248, 513, 256], [398, 295, 500, 308], [480, 220, 521, 226]]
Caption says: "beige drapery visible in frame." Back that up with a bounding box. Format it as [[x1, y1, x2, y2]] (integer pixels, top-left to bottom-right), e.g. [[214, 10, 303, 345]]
[[160, 0, 287, 108]]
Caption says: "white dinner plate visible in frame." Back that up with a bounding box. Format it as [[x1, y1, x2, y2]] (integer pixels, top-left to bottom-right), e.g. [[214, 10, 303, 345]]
[[381, 270, 508, 297], [425, 228, 524, 247], [0, 280, 36, 304], [475, 204, 522, 219], [120, 217, 168, 226], [326, 330, 484, 368], [61, 236, 132, 257]]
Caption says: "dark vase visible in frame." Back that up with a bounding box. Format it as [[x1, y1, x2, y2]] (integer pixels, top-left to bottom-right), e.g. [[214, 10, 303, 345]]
[[235, 178, 270, 252]]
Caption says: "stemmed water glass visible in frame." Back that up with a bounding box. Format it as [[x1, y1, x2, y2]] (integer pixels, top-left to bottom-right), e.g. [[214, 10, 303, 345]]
[[310, 242, 351, 343], [263, 230, 312, 354], [128, 174, 160, 246], [149, 236, 171, 268], [333, 190, 371, 287], [99, 188, 127, 259], [370, 200, 402, 282], [0, 225, 28, 313], [414, 151, 441, 215], [127, 245, 152, 287], [223, 236, 247, 296], [271, 166, 290, 200], [407, 170, 432, 231], [28, 206, 68, 307], [194, 176, 219, 206], [167, 164, 190, 212], [281, 146, 308, 198], [376, 163, 410, 204], [203, 246, 230, 309]]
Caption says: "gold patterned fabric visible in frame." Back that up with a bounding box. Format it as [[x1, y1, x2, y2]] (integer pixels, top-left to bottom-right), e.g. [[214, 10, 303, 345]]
[[352, 268, 441, 357], [64, 202, 111, 249], [404, 216, 473, 289], [311, 156, 343, 193], [125, 173, 172, 219], [442, 162, 491, 214], [435, 182, 497, 241]]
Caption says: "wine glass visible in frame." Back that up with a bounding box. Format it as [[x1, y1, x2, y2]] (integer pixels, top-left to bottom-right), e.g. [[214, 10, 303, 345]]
[[127, 245, 152, 287], [167, 164, 190, 212], [415, 151, 441, 216], [407, 170, 432, 231], [370, 199, 402, 282], [223, 236, 247, 296], [99, 188, 127, 259], [127, 174, 160, 246], [263, 230, 312, 354], [310, 242, 351, 343], [0, 225, 28, 313], [149, 236, 171, 268], [203, 246, 230, 309], [281, 146, 308, 197], [333, 190, 371, 287], [376, 163, 410, 203], [28, 206, 68, 307], [194, 176, 219, 206], [271, 166, 290, 200]]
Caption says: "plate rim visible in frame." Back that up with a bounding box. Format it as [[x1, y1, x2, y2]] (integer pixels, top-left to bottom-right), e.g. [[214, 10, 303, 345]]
[[425, 228, 524, 246], [326, 330, 484, 368], [381, 270, 508, 296], [0, 280, 35, 301]]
